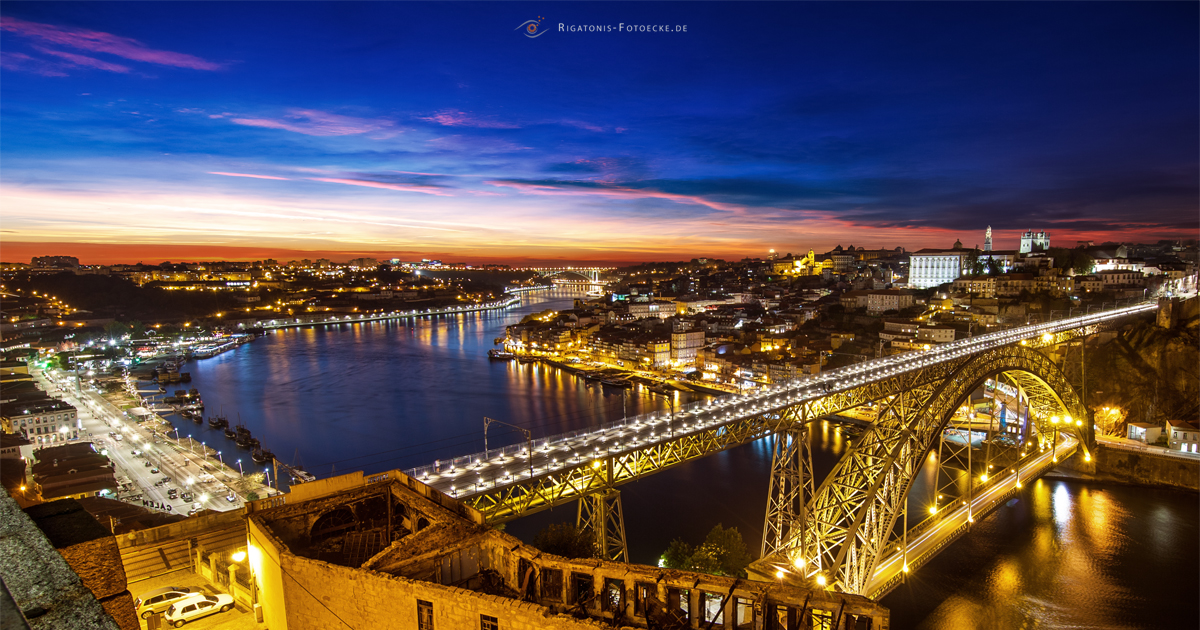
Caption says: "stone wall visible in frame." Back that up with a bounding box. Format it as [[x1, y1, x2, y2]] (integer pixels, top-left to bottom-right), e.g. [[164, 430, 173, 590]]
[[1057, 445, 1199, 491]]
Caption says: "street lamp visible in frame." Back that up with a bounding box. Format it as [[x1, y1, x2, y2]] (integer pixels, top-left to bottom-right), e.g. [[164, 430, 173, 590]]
[[237, 459, 243, 477], [202, 442, 207, 461], [217, 451, 223, 467]]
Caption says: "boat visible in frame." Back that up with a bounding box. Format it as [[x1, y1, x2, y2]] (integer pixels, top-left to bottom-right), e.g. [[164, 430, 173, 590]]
[[208, 415, 229, 429], [488, 349, 515, 360], [235, 425, 253, 448], [247, 437, 260, 449], [517, 356, 538, 364], [602, 379, 633, 388], [224, 427, 237, 440], [252, 447, 275, 464]]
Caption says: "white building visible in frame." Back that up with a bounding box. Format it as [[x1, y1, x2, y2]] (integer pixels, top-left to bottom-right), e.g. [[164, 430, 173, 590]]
[[909, 245, 969, 289], [1166, 420, 1198, 453], [4, 400, 79, 445], [1019, 230, 1050, 253], [670, 329, 706, 367]]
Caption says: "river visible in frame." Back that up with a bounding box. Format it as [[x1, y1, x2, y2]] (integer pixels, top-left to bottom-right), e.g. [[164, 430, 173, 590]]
[[169, 289, 1198, 629]]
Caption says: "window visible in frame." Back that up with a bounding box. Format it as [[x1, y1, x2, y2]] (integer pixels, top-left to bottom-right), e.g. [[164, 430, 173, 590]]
[[480, 614, 499, 630], [572, 573, 594, 606], [634, 582, 655, 617], [182, 604, 197, 614], [667, 587, 690, 621], [541, 568, 563, 602], [602, 578, 623, 614], [811, 608, 834, 630], [734, 597, 755, 629], [702, 592, 724, 626], [417, 600, 433, 630]]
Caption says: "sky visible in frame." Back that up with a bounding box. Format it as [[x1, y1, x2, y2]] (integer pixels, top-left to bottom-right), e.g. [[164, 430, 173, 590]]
[[1, 2, 1197, 265]]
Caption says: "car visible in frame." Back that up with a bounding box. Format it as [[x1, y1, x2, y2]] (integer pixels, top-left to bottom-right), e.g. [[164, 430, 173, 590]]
[[144, 461, 152, 467], [225, 493, 237, 502], [163, 593, 234, 627], [151, 467, 160, 474], [134, 586, 193, 619], [131, 450, 140, 456], [167, 489, 178, 499]]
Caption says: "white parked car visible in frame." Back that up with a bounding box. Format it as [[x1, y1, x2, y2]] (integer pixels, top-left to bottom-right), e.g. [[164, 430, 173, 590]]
[[163, 592, 234, 627]]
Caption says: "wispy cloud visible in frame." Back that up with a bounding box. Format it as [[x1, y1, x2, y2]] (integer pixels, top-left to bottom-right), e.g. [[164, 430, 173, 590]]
[[230, 109, 399, 137], [420, 110, 519, 129], [0, 51, 68, 77], [560, 119, 606, 133], [33, 46, 130, 73], [309, 177, 452, 196], [486, 179, 746, 213], [209, 172, 290, 180], [0, 16, 225, 71]]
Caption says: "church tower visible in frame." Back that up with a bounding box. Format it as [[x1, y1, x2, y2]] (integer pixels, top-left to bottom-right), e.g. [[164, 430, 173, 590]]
[[984, 225, 993, 251]]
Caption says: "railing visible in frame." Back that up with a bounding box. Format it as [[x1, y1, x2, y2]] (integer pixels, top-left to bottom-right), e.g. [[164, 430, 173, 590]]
[[406, 301, 1158, 482], [1097, 437, 1199, 461]]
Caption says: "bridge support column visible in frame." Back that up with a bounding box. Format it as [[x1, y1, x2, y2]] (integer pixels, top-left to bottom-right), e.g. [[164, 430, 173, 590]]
[[761, 423, 814, 559], [578, 489, 628, 562]]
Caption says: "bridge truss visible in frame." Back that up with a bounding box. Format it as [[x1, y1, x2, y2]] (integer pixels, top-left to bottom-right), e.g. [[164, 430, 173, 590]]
[[406, 302, 1156, 595]]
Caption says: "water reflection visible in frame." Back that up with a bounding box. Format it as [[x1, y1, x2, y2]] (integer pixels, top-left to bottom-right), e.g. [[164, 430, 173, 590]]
[[883, 479, 1198, 629]]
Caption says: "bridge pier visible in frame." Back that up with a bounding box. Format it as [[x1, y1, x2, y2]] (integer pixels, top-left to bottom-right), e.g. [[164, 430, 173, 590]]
[[762, 423, 814, 561], [577, 489, 628, 562]]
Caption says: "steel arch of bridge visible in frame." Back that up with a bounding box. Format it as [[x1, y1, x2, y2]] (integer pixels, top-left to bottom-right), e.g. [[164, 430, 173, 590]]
[[763, 343, 1088, 595]]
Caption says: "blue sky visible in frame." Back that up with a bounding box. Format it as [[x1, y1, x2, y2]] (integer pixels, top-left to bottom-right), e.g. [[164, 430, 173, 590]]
[[2, 2, 1196, 263]]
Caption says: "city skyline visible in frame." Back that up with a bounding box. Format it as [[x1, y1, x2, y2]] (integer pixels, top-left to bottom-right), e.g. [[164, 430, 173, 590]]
[[2, 2, 1197, 265]]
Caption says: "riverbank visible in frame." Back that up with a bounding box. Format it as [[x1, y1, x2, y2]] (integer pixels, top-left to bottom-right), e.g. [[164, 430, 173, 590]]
[[1048, 443, 1200, 492], [226, 295, 521, 331]]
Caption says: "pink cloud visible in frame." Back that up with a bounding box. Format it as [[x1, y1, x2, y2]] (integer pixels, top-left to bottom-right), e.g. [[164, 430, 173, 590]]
[[0, 51, 68, 77], [420, 110, 519, 129], [230, 109, 398, 137], [33, 46, 130, 73], [0, 17, 224, 71], [561, 119, 606, 133], [209, 172, 290, 180], [485, 180, 745, 213], [309, 178, 452, 196]]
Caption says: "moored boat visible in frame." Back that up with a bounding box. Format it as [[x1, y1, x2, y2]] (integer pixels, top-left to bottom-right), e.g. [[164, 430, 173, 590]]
[[488, 349, 515, 360], [602, 379, 633, 388], [224, 427, 237, 440], [209, 415, 229, 429], [252, 447, 275, 464]]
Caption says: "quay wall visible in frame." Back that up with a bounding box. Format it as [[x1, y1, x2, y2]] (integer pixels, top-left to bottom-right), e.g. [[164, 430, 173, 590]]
[[1050, 444, 1199, 492]]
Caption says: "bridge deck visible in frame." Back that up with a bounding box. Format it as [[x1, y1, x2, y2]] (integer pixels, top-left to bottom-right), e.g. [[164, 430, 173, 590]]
[[405, 303, 1153, 521], [864, 437, 1078, 599]]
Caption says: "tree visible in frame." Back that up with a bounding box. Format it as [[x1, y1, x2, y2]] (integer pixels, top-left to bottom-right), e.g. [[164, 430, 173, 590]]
[[966, 249, 984, 276], [660, 524, 752, 577], [532, 522, 595, 559], [985, 257, 1001, 275]]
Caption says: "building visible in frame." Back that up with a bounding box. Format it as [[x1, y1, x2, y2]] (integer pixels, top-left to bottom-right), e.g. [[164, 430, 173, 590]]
[[865, 290, 915, 314], [1166, 420, 1198, 453], [1019, 230, 1050, 253], [245, 469, 889, 630], [952, 275, 996, 298], [916, 326, 956, 344], [627, 301, 672, 320], [1096, 270, 1144, 289], [1126, 422, 1161, 444], [908, 243, 969, 289], [669, 328, 705, 367], [3, 399, 80, 445], [30, 442, 118, 501]]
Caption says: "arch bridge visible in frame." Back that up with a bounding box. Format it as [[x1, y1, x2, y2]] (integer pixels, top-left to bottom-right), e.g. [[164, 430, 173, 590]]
[[520, 267, 612, 283], [405, 301, 1157, 598]]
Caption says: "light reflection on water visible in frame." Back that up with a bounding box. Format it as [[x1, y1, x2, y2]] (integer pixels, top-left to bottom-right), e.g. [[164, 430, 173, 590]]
[[173, 289, 1197, 628], [882, 479, 1198, 629]]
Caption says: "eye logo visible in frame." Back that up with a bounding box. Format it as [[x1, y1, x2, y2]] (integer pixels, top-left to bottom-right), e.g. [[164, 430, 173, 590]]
[[516, 16, 546, 38]]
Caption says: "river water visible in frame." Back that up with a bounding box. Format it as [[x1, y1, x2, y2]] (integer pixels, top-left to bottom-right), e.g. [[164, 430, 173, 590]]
[[171, 289, 1198, 629]]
